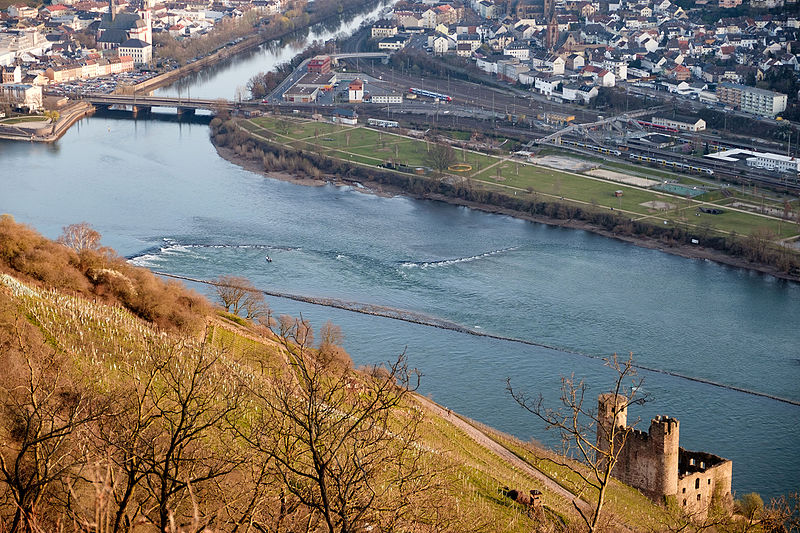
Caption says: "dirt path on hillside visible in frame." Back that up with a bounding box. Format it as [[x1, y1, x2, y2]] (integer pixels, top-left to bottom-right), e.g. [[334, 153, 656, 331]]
[[413, 395, 591, 515]]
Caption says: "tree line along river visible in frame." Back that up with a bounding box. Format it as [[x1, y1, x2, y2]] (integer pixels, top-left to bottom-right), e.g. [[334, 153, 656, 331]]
[[1, 5, 798, 499]]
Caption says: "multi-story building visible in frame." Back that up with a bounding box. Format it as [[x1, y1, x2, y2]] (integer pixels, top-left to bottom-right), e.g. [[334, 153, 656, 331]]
[[370, 20, 398, 39], [716, 82, 787, 116], [118, 38, 152, 65], [307, 55, 331, 74], [45, 56, 134, 83]]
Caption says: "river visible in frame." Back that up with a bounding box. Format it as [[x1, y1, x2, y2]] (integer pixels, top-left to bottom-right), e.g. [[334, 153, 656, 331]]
[[1, 7, 798, 500]]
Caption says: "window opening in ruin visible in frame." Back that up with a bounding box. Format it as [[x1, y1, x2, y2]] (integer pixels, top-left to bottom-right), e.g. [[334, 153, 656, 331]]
[[708, 479, 711, 485], [683, 499, 687, 506], [697, 494, 701, 501], [695, 479, 700, 489], [682, 488, 686, 493]]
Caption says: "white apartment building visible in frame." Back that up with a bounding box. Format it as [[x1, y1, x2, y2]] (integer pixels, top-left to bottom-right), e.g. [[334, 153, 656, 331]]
[[716, 82, 787, 117], [118, 38, 152, 65]]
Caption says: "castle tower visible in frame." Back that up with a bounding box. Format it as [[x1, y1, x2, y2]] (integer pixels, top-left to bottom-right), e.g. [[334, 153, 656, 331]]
[[648, 416, 680, 498], [596, 393, 628, 469]]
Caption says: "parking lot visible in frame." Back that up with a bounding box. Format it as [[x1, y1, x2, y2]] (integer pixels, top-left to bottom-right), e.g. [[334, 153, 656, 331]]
[[47, 70, 159, 96]]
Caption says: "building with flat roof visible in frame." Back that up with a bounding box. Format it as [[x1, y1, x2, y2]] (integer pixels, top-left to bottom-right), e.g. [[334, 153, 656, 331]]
[[307, 55, 331, 74], [283, 85, 319, 103], [332, 107, 358, 125], [705, 148, 799, 174], [295, 72, 337, 89], [716, 83, 787, 116]]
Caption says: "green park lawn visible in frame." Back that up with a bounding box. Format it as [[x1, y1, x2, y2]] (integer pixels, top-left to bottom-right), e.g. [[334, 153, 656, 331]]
[[0, 115, 48, 125], [244, 116, 800, 240]]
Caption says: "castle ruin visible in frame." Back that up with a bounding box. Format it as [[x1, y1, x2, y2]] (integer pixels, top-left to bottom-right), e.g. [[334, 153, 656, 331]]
[[597, 394, 733, 518]]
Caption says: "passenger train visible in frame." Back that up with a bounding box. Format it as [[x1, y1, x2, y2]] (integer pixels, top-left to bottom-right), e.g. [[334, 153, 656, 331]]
[[628, 153, 714, 175], [408, 87, 452, 102], [560, 139, 622, 156]]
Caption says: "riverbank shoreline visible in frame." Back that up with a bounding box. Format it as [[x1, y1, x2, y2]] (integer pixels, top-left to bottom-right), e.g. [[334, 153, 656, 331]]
[[0, 102, 93, 143], [213, 143, 800, 284]]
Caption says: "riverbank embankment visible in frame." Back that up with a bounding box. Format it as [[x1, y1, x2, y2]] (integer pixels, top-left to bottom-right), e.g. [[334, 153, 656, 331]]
[[210, 119, 800, 284], [0, 101, 93, 143]]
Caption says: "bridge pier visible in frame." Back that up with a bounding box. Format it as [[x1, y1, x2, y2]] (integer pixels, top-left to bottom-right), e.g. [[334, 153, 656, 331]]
[[131, 105, 151, 118]]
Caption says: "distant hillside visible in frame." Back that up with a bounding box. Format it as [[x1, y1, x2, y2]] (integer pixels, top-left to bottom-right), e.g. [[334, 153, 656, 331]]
[[0, 215, 686, 532]]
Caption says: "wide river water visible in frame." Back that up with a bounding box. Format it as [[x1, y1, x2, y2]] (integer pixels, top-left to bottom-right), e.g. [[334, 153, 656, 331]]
[[1, 7, 798, 499]]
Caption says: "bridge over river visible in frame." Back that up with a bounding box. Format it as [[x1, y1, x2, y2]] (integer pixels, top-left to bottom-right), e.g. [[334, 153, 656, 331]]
[[74, 93, 261, 117]]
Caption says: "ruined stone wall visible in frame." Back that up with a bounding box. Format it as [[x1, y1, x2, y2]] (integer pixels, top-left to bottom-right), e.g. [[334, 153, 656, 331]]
[[676, 449, 733, 518], [610, 417, 680, 499], [596, 395, 732, 517]]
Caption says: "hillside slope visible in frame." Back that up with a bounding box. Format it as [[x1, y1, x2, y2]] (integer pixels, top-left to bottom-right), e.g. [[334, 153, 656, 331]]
[[0, 215, 675, 532]]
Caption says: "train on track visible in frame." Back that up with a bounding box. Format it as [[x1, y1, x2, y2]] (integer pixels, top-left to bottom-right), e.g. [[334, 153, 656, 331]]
[[627, 153, 714, 175], [367, 118, 399, 128], [560, 139, 622, 156], [636, 120, 679, 133], [408, 87, 452, 102]]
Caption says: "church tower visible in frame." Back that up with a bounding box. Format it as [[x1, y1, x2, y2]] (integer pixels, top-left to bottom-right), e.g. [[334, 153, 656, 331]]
[[546, 15, 559, 51], [544, 0, 559, 51]]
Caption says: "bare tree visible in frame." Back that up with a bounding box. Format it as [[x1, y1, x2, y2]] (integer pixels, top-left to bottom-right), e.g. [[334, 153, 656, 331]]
[[136, 337, 243, 531], [242, 289, 271, 323], [0, 313, 103, 532], [243, 317, 433, 533], [761, 492, 800, 532], [214, 275, 252, 315], [93, 339, 174, 532], [423, 141, 456, 177], [507, 353, 646, 533], [93, 335, 244, 532], [57, 222, 101, 252]]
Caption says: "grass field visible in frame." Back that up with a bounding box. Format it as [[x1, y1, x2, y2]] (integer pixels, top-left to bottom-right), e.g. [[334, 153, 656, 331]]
[[0, 115, 48, 124], [245, 116, 800, 241]]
